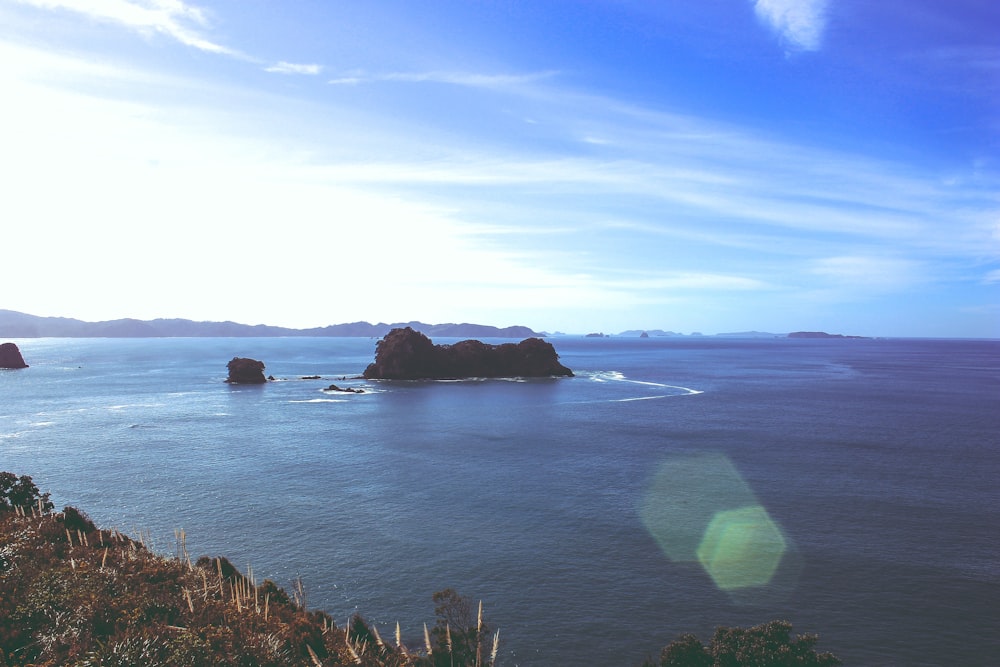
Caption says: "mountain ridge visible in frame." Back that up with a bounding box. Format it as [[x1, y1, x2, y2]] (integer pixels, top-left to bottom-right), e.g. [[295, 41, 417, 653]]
[[0, 310, 538, 339]]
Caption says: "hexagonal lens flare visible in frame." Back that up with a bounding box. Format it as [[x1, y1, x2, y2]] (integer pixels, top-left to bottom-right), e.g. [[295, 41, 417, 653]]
[[696, 505, 787, 590], [640, 453, 789, 592]]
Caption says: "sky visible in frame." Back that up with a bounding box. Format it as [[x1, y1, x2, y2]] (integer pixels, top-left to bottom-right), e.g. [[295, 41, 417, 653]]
[[0, 0, 997, 337]]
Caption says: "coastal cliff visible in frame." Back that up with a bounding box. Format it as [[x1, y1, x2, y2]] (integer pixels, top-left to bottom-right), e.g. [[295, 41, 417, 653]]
[[363, 327, 573, 380]]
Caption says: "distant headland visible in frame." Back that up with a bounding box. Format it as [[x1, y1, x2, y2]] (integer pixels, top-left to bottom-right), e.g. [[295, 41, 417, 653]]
[[0, 310, 538, 339], [787, 331, 869, 339]]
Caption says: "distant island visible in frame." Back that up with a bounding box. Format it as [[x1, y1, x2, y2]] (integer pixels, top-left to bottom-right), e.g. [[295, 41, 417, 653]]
[[0, 310, 538, 339], [363, 327, 573, 380], [788, 331, 869, 339]]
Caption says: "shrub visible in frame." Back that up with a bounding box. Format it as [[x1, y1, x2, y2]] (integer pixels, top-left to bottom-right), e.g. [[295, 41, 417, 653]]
[[643, 620, 840, 667], [0, 472, 53, 513]]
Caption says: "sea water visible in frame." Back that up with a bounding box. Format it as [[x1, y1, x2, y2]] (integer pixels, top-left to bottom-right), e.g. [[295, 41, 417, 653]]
[[1, 336, 998, 666]]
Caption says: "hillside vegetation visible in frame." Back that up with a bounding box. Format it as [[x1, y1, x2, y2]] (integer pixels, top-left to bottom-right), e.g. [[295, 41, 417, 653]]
[[1, 474, 839, 666]]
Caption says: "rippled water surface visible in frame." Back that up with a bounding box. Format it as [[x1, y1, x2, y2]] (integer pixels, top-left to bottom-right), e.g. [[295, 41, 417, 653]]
[[2, 336, 998, 665]]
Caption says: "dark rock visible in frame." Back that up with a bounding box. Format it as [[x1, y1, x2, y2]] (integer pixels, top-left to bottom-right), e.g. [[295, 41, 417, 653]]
[[363, 327, 573, 380], [301, 375, 321, 380], [225, 357, 267, 384], [324, 384, 365, 394], [0, 342, 28, 369]]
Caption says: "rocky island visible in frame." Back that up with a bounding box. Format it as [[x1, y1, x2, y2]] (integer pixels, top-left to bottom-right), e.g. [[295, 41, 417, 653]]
[[0, 342, 28, 369], [363, 327, 573, 380], [225, 357, 267, 384]]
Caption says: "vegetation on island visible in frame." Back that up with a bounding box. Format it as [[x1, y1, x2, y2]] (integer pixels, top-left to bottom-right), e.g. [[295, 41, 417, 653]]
[[1, 474, 840, 666]]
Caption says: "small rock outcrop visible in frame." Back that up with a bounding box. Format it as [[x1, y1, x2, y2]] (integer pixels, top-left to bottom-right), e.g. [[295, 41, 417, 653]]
[[363, 327, 573, 380], [0, 342, 28, 369], [225, 357, 267, 384], [324, 384, 365, 394]]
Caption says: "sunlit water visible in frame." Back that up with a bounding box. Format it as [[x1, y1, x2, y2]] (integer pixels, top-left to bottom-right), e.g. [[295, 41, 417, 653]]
[[2, 336, 998, 665]]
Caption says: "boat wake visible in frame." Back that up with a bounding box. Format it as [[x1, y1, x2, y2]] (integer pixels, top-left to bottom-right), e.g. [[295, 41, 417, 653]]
[[583, 370, 703, 400]]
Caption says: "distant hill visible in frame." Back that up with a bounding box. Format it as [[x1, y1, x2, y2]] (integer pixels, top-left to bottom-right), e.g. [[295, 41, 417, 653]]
[[788, 331, 868, 339], [0, 310, 539, 339], [618, 329, 783, 338]]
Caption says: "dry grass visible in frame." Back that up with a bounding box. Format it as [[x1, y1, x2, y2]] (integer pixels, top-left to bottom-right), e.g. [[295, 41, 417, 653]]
[[0, 501, 502, 667]]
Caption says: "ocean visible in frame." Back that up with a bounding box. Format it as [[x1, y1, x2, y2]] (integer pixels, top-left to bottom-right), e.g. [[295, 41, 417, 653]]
[[1, 336, 998, 665]]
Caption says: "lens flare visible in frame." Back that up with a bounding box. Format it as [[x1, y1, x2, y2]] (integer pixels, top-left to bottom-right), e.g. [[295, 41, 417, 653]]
[[640, 453, 788, 592], [696, 505, 786, 590]]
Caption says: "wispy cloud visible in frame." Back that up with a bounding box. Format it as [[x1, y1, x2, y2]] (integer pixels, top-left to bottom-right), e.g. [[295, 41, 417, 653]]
[[12, 0, 237, 55], [752, 0, 829, 52], [265, 61, 323, 75], [810, 255, 923, 292], [328, 69, 559, 89]]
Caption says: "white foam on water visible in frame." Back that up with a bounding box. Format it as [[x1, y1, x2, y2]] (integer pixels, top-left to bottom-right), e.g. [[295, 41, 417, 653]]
[[107, 403, 164, 411], [289, 398, 348, 403], [582, 370, 703, 397], [612, 395, 668, 402]]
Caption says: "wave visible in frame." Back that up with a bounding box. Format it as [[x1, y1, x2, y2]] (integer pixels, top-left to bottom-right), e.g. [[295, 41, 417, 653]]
[[612, 395, 669, 402], [289, 398, 348, 403], [107, 403, 165, 411]]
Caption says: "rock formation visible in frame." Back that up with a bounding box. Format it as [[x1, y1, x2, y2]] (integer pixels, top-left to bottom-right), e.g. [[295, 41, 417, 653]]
[[363, 327, 573, 380], [0, 342, 28, 369], [324, 384, 365, 394], [225, 357, 267, 384]]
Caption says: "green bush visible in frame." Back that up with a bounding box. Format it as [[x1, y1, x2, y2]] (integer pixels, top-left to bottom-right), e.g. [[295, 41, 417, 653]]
[[0, 472, 53, 512], [643, 620, 840, 667]]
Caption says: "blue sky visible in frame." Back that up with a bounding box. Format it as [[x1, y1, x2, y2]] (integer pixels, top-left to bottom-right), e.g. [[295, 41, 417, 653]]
[[1, 0, 997, 337]]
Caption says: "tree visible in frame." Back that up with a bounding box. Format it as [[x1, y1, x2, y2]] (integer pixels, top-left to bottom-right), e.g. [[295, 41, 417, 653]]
[[428, 588, 497, 667], [659, 633, 712, 667], [646, 620, 840, 667], [0, 472, 53, 512]]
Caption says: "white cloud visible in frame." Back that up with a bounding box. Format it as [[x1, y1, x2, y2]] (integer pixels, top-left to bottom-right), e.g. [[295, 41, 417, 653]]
[[265, 61, 323, 75], [752, 0, 829, 52], [12, 0, 237, 55], [984, 269, 1000, 284], [328, 69, 558, 89]]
